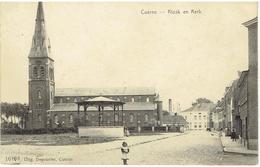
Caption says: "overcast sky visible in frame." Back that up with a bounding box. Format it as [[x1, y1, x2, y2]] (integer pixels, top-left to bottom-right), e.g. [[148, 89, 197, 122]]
[[0, 2, 257, 110]]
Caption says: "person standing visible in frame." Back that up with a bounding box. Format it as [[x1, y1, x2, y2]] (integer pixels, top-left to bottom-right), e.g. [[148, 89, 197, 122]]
[[231, 129, 237, 142], [121, 141, 129, 165]]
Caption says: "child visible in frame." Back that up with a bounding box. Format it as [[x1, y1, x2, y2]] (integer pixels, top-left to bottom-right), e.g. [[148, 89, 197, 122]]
[[121, 141, 129, 165]]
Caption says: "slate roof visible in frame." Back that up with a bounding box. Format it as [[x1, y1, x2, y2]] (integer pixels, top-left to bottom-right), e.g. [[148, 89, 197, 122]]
[[48, 102, 156, 112], [162, 115, 188, 125], [181, 103, 215, 113], [55, 87, 156, 97]]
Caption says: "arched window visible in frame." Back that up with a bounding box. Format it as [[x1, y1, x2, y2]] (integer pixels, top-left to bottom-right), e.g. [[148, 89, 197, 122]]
[[130, 114, 134, 123], [40, 66, 45, 77], [69, 114, 73, 123], [144, 114, 149, 122], [49, 68, 54, 80], [115, 114, 119, 122], [54, 114, 58, 124], [37, 90, 42, 99], [33, 66, 38, 78]]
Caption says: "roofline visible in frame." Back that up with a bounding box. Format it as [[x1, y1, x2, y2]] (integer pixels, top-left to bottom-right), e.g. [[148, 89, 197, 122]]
[[55, 94, 157, 97], [47, 109, 156, 112], [242, 17, 257, 27]]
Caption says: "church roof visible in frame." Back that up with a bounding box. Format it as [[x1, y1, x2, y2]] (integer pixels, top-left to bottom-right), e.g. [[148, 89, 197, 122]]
[[48, 102, 156, 112], [55, 87, 156, 96]]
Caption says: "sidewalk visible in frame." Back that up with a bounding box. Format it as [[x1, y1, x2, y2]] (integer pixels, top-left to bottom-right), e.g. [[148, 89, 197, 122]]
[[220, 135, 258, 155]]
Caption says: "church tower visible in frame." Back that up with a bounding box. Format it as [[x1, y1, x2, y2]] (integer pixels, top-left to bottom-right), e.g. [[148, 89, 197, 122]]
[[28, 2, 55, 129]]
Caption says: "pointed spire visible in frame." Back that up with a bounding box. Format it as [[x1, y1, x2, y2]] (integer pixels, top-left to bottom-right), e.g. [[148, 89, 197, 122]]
[[36, 2, 45, 22], [29, 2, 52, 58]]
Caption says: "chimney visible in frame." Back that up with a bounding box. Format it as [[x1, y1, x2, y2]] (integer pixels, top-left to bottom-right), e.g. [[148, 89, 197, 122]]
[[168, 99, 172, 112]]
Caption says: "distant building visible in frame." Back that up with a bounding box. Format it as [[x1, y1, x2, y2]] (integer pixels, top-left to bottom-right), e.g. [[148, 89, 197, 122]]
[[223, 79, 239, 135], [180, 102, 215, 130], [237, 70, 248, 147], [162, 114, 188, 132]]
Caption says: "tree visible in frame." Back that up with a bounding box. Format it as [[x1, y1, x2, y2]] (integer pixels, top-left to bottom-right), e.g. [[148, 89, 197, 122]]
[[196, 98, 213, 104]]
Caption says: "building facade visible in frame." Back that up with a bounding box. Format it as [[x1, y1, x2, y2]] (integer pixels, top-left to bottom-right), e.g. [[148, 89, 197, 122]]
[[180, 103, 215, 130], [243, 17, 258, 150], [27, 2, 163, 130], [209, 17, 257, 150], [47, 88, 163, 130]]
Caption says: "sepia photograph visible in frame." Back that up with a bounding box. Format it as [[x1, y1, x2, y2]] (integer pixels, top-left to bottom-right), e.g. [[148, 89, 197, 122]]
[[0, 1, 258, 165]]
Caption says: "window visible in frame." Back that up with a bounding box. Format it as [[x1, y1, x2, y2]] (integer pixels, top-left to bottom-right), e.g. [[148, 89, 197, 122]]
[[67, 97, 70, 101], [199, 125, 202, 128], [37, 90, 42, 99], [131, 98, 134, 102], [54, 115, 58, 124], [130, 114, 134, 123], [199, 115, 201, 120], [194, 115, 197, 120], [85, 114, 89, 121], [203, 115, 206, 120], [115, 114, 119, 122], [69, 114, 73, 123], [49, 68, 54, 80], [194, 125, 197, 128], [60, 98, 63, 103], [40, 66, 45, 77], [146, 97, 150, 102], [38, 114, 42, 121], [33, 66, 38, 78], [144, 114, 149, 122], [74, 98, 77, 102]]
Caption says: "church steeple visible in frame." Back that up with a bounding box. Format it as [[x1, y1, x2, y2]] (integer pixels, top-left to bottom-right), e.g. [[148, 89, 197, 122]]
[[28, 2, 55, 129], [29, 2, 52, 58]]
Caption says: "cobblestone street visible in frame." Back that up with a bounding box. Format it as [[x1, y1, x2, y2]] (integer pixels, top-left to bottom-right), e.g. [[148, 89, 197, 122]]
[[82, 131, 258, 165], [1, 131, 257, 165]]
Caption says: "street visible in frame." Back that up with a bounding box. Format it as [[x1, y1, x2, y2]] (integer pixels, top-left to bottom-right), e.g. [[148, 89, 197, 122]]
[[78, 131, 257, 165], [0, 131, 257, 165]]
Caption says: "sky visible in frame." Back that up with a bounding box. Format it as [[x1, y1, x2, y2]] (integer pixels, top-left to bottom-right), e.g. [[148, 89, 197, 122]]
[[0, 2, 257, 110]]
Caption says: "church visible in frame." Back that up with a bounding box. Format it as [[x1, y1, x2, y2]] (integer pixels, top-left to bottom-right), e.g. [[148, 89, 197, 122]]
[[26, 2, 163, 131]]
